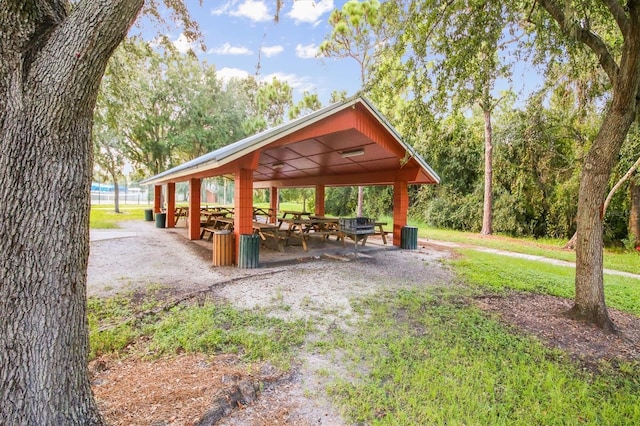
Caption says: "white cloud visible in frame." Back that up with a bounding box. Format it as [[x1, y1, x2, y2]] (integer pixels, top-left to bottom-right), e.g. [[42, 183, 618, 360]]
[[261, 45, 284, 58], [211, 1, 233, 16], [262, 72, 316, 93], [287, 0, 334, 25], [217, 67, 251, 82], [172, 33, 199, 54], [209, 42, 253, 56], [230, 0, 271, 22], [295, 43, 319, 59]]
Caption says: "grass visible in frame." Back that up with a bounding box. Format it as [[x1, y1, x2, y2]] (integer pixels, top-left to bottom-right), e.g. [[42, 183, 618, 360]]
[[88, 291, 312, 367], [90, 205, 150, 229], [451, 249, 640, 316], [322, 289, 640, 425], [419, 225, 640, 275]]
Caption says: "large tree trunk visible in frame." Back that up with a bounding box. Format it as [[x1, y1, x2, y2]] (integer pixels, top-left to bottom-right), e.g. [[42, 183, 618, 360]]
[[480, 107, 493, 235], [0, 1, 143, 423], [630, 179, 640, 247], [571, 41, 640, 330]]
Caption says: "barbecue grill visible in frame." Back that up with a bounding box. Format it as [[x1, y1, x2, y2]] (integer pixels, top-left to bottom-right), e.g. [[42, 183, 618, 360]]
[[339, 217, 375, 251]]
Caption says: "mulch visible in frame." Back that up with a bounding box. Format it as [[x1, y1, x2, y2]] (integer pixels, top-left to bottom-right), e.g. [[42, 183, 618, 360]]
[[475, 292, 640, 370]]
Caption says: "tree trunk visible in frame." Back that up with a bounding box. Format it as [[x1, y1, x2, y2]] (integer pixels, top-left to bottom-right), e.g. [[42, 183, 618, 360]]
[[571, 98, 639, 330], [630, 179, 640, 247], [0, 1, 143, 423], [357, 185, 364, 216], [480, 107, 493, 235], [113, 175, 121, 213]]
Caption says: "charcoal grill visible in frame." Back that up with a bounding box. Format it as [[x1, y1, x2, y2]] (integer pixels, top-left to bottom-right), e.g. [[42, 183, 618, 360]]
[[339, 217, 375, 251]]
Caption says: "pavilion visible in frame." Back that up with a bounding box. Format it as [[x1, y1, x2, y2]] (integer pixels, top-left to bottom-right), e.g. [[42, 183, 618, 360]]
[[141, 96, 439, 263]]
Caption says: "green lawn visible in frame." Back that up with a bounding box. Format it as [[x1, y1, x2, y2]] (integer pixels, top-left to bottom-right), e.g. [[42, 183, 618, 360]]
[[420, 225, 640, 276], [90, 205, 150, 228], [322, 289, 640, 425], [452, 249, 640, 316]]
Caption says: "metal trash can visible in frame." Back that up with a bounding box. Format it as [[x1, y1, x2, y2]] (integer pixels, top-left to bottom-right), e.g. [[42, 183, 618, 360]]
[[401, 226, 418, 249], [238, 234, 260, 269], [212, 231, 234, 266], [155, 212, 166, 228], [144, 209, 154, 221]]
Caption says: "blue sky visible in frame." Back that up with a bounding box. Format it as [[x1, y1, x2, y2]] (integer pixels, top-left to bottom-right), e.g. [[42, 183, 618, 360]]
[[162, 0, 360, 104]]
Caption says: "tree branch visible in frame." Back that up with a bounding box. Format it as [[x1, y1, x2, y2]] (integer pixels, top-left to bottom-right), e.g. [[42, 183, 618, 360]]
[[603, 155, 640, 214], [536, 0, 619, 84], [603, 0, 630, 36]]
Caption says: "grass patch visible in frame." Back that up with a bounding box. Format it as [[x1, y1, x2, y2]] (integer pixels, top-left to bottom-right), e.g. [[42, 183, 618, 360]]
[[90, 205, 150, 229], [88, 295, 141, 359], [88, 291, 311, 367], [145, 303, 310, 366], [324, 289, 640, 425], [451, 249, 640, 316], [421, 226, 640, 275]]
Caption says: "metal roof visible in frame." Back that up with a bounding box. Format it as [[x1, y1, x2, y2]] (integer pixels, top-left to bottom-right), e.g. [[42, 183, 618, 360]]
[[141, 95, 440, 187]]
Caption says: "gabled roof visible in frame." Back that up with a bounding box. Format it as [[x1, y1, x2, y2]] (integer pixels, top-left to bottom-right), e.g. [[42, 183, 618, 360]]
[[141, 96, 439, 187]]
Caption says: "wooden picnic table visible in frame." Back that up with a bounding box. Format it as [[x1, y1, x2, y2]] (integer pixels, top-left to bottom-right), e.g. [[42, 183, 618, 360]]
[[200, 216, 234, 240], [374, 222, 389, 244], [253, 207, 276, 223], [175, 206, 188, 225], [280, 217, 345, 251], [200, 210, 229, 227]]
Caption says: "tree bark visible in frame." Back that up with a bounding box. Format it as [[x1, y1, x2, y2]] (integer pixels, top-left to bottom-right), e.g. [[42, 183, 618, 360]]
[[630, 179, 640, 247], [480, 107, 493, 235], [570, 34, 640, 330], [564, 155, 640, 250], [0, 1, 143, 423], [357, 185, 364, 216], [537, 0, 640, 330]]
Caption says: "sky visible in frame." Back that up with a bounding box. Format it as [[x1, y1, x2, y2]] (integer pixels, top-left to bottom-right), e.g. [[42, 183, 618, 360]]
[[158, 0, 360, 105]]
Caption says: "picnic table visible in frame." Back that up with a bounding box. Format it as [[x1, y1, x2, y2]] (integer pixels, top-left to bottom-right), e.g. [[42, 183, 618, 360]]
[[374, 222, 389, 244], [175, 207, 188, 225], [253, 207, 276, 223], [280, 217, 345, 251], [200, 216, 234, 240]]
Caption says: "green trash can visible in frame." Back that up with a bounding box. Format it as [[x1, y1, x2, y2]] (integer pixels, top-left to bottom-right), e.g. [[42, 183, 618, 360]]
[[155, 212, 166, 228], [238, 234, 260, 269], [401, 226, 418, 250], [144, 209, 153, 221]]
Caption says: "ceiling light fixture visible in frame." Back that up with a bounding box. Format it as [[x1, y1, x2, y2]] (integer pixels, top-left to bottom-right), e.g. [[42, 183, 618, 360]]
[[340, 148, 365, 158], [272, 162, 284, 169]]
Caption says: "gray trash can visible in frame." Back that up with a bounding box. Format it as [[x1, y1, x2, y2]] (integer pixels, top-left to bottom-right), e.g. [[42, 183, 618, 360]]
[[401, 226, 418, 249], [155, 212, 166, 228], [238, 234, 260, 268], [144, 209, 153, 221]]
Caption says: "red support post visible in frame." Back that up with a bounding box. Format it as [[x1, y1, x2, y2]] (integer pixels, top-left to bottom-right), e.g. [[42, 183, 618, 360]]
[[269, 186, 279, 223], [153, 185, 162, 213], [234, 168, 254, 262], [167, 182, 176, 228], [188, 178, 201, 240], [315, 184, 325, 216], [393, 180, 408, 246]]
